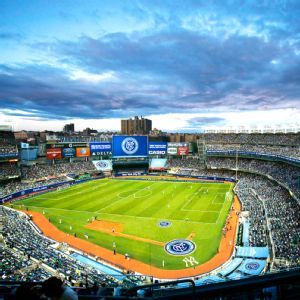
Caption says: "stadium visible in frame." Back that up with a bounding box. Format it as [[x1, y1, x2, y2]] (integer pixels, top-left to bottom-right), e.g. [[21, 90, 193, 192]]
[[0, 129, 299, 298], [1, 1, 300, 298]]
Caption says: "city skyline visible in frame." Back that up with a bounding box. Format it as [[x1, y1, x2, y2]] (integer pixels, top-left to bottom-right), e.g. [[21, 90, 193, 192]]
[[1, 0, 300, 131]]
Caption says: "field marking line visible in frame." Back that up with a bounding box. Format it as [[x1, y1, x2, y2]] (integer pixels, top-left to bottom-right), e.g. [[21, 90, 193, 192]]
[[22, 205, 92, 214], [97, 183, 156, 213], [39, 182, 109, 202], [181, 191, 225, 212], [215, 187, 234, 224], [99, 212, 216, 225]]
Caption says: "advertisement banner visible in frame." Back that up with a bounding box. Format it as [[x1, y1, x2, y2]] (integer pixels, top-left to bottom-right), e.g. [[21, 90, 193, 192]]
[[168, 142, 188, 147], [76, 147, 90, 157], [21, 149, 38, 161], [46, 148, 62, 160], [21, 142, 29, 148], [90, 142, 112, 155], [112, 136, 148, 157], [92, 160, 112, 171], [167, 147, 177, 155], [177, 146, 189, 156], [62, 148, 76, 158], [148, 142, 167, 155], [46, 143, 89, 149]]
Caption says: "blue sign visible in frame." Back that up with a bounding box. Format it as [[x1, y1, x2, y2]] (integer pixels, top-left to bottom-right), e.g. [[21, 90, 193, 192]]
[[90, 142, 112, 155], [62, 148, 76, 157], [158, 220, 172, 227], [165, 239, 196, 256], [21, 149, 37, 161], [148, 142, 167, 155], [0, 153, 18, 158], [112, 136, 148, 157]]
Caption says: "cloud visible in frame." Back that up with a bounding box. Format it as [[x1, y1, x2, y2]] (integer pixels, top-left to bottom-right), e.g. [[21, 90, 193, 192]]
[[0, 32, 24, 41], [1, 0, 300, 130]]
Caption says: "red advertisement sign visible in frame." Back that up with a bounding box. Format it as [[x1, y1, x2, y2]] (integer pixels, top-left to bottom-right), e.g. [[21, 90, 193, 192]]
[[177, 146, 188, 156], [76, 147, 90, 157], [46, 148, 62, 160]]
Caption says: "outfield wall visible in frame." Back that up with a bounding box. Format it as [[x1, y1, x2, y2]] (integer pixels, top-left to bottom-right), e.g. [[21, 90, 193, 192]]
[[0, 176, 105, 204]]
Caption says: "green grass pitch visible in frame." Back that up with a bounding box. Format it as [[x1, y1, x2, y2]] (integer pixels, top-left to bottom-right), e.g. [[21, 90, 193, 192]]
[[13, 178, 234, 270]]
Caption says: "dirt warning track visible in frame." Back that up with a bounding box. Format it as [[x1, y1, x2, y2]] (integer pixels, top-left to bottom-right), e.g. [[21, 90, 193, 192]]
[[22, 196, 241, 279], [86, 220, 164, 246]]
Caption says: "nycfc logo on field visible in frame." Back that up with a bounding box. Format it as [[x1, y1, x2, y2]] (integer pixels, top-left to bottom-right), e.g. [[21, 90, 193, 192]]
[[158, 221, 172, 228], [97, 161, 108, 168], [245, 262, 260, 270], [121, 137, 139, 155], [165, 239, 196, 256]]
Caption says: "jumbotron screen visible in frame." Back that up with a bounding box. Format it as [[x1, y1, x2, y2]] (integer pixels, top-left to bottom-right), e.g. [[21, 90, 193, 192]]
[[112, 135, 148, 157]]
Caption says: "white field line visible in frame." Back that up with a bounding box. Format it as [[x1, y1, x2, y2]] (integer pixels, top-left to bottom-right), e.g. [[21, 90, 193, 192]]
[[96, 183, 156, 213], [20, 205, 90, 214], [215, 189, 233, 224], [99, 212, 216, 225], [181, 190, 225, 212], [35, 183, 108, 202]]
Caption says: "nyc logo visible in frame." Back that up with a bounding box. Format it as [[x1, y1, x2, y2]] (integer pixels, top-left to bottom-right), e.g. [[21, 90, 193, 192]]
[[165, 239, 196, 256], [121, 137, 139, 155]]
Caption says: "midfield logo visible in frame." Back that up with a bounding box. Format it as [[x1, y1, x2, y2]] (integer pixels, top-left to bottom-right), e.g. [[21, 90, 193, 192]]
[[165, 239, 196, 256]]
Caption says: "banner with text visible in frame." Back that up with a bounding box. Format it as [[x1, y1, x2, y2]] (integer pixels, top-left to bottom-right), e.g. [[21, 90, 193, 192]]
[[148, 142, 167, 155], [46, 148, 62, 160], [90, 142, 112, 156]]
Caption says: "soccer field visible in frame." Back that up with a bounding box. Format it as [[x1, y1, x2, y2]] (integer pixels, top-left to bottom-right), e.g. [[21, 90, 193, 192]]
[[13, 178, 234, 270]]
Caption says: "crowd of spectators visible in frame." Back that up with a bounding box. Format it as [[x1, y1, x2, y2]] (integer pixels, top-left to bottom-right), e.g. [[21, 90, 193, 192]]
[[0, 164, 20, 180], [21, 162, 95, 180], [0, 177, 70, 198], [1, 206, 145, 291], [0, 144, 18, 155], [203, 133, 300, 146], [0, 246, 52, 282], [235, 187, 268, 247], [206, 157, 300, 198], [234, 173, 300, 269], [206, 144, 300, 160], [167, 157, 203, 170]]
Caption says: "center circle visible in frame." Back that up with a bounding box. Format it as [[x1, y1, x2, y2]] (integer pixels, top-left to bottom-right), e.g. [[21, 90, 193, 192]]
[[165, 239, 196, 256]]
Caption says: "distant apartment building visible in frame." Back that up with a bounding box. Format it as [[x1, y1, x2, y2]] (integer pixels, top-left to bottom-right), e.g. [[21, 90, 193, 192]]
[[63, 123, 75, 133], [121, 116, 152, 135]]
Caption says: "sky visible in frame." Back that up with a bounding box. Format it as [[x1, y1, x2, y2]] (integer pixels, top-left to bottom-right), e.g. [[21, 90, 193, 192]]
[[0, 0, 300, 132]]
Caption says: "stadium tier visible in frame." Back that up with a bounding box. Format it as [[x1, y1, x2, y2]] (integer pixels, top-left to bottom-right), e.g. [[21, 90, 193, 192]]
[[0, 134, 299, 298]]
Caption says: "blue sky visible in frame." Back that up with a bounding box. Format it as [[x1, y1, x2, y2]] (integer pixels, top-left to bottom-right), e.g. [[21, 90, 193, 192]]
[[0, 0, 299, 131]]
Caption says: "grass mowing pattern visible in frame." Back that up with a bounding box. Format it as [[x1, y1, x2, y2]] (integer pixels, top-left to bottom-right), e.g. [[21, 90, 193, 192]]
[[13, 178, 233, 270]]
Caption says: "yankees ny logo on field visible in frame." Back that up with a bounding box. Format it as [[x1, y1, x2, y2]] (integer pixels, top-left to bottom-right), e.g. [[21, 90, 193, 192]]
[[183, 256, 199, 267]]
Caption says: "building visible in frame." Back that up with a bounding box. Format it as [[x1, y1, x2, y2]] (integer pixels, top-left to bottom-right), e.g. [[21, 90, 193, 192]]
[[121, 116, 152, 135], [63, 123, 75, 133]]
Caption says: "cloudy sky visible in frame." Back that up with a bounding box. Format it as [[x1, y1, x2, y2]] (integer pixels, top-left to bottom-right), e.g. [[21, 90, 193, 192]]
[[0, 0, 299, 132]]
